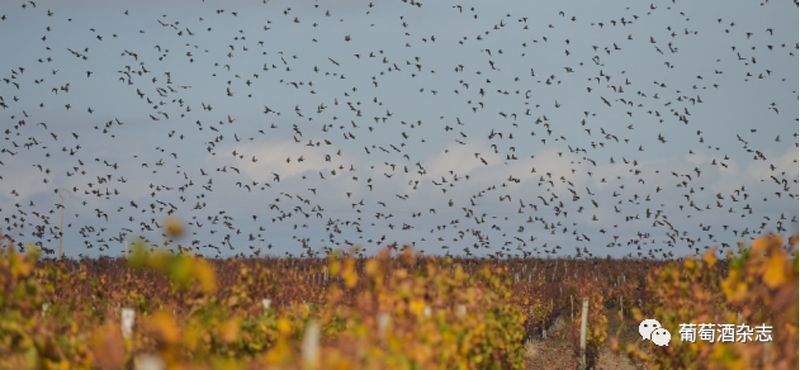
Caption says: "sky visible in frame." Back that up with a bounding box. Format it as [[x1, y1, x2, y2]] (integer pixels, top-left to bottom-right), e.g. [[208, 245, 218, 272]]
[[0, 0, 797, 259]]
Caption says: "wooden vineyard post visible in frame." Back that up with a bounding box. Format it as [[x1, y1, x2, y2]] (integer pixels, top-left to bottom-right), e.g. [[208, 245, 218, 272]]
[[302, 321, 320, 370], [619, 295, 623, 321], [422, 305, 432, 318], [570, 295, 574, 321], [377, 312, 390, 348], [456, 304, 466, 318], [579, 297, 589, 370], [541, 297, 551, 337], [527, 305, 534, 344], [377, 312, 390, 337], [55, 187, 73, 260], [58, 192, 64, 260], [121, 307, 136, 359]]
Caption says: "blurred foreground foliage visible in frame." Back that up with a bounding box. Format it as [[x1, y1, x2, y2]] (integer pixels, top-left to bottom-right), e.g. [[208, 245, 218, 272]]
[[617, 233, 798, 369], [1, 229, 796, 369], [0, 236, 526, 369]]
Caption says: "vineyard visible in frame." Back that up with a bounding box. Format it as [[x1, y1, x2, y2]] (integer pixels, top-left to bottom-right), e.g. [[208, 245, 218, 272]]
[[0, 232, 797, 369]]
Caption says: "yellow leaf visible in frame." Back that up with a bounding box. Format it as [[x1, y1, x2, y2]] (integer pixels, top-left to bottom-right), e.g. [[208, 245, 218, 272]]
[[763, 252, 787, 288], [454, 264, 465, 280], [11, 257, 32, 278], [221, 319, 240, 344], [365, 259, 379, 276], [329, 260, 341, 276], [343, 270, 358, 288], [410, 299, 425, 316], [342, 258, 358, 288], [277, 317, 293, 336], [185, 326, 202, 351], [752, 237, 768, 253], [703, 250, 717, 268], [171, 257, 191, 285], [163, 217, 185, 238], [193, 259, 218, 293]]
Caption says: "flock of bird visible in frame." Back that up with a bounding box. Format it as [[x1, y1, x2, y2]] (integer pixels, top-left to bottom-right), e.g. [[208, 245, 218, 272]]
[[0, 0, 797, 260]]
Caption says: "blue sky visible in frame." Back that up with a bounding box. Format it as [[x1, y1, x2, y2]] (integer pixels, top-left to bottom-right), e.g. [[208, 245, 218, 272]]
[[0, 0, 797, 259]]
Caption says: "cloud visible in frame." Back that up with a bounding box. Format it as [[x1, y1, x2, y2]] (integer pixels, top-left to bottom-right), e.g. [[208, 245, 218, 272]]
[[0, 164, 51, 201], [221, 138, 354, 181]]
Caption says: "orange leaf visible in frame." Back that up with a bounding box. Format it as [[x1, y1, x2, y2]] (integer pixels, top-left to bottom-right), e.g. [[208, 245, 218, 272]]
[[151, 311, 180, 345]]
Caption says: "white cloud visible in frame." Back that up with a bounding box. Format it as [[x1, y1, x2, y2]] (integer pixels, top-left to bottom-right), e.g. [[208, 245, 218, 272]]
[[221, 139, 355, 181], [0, 165, 51, 201]]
